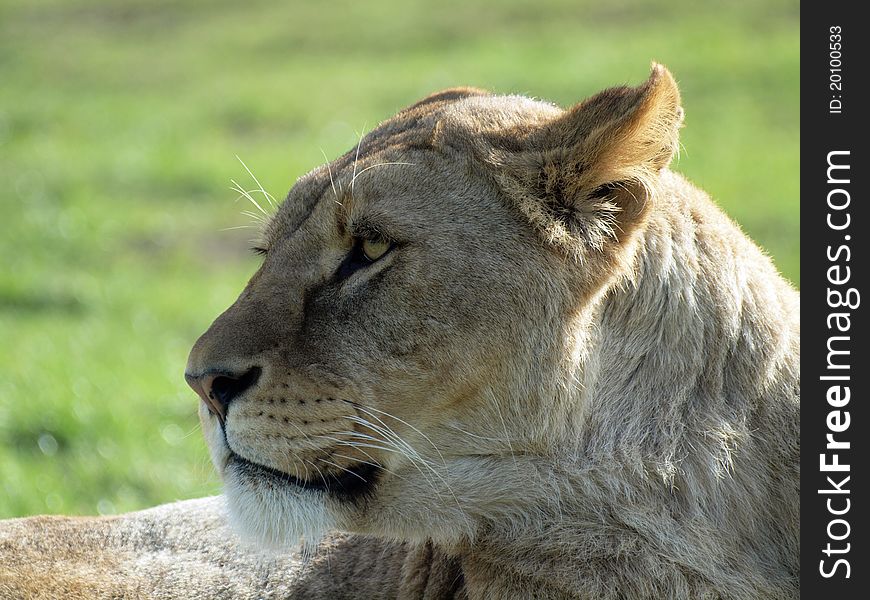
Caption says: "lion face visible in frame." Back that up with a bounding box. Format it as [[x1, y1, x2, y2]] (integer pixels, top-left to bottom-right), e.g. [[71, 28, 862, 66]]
[[186, 66, 683, 547]]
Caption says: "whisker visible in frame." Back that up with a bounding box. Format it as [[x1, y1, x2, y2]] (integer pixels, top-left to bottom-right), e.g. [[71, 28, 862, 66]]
[[325, 430, 403, 453], [333, 439, 407, 458], [317, 458, 368, 483], [350, 124, 365, 199], [232, 186, 275, 201], [344, 412, 472, 535], [331, 428, 392, 447], [316, 433, 391, 467], [219, 224, 257, 231], [345, 411, 449, 501], [330, 452, 381, 470], [333, 428, 434, 478], [341, 440, 438, 493], [341, 419, 438, 488], [349, 162, 416, 187], [230, 179, 269, 216], [351, 403, 446, 468], [236, 155, 277, 208], [331, 450, 406, 483], [240, 210, 268, 224], [330, 428, 440, 492], [319, 148, 342, 206], [344, 415, 427, 466], [341, 417, 462, 520], [298, 459, 311, 482], [304, 458, 328, 488], [282, 420, 327, 450]]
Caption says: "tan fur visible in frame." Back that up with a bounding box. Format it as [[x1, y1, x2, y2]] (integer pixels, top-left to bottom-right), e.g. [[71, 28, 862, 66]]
[[0, 65, 799, 599], [1, 497, 451, 599]]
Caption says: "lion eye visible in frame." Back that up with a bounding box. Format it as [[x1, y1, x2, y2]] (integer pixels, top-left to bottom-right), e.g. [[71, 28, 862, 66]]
[[362, 238, 391, 262], [336, 236, 394, 280]]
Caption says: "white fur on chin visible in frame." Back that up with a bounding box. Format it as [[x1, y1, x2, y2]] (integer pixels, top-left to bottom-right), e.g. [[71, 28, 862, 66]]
[[223, 461, 334, 557]]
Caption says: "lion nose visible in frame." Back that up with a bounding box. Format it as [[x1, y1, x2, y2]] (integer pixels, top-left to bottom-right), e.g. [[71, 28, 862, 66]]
[[185, 367, 261, 422]]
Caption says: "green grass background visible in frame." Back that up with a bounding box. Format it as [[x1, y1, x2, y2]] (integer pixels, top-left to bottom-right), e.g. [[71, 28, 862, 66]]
[[0, 0, 798, 518]]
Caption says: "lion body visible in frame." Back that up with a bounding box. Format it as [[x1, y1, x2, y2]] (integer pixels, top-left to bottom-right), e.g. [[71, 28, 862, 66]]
[[0, 66, 799, 599], [0, 497, 440, 599]]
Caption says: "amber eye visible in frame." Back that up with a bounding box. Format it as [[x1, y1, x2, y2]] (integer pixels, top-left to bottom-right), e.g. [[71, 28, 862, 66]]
[[362, 238, 391, 262], [336, 235, 394, 280]]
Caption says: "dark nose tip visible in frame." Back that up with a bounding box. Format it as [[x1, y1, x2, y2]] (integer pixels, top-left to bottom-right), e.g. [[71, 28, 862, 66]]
[[185, 367, 261, 422]]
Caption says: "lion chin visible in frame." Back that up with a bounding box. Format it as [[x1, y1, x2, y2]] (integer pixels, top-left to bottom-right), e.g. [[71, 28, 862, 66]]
[[222, 460, 334, 552]]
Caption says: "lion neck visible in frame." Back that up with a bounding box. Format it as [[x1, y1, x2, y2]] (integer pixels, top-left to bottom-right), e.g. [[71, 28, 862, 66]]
[[449, 170, 800, 599], [579, 170, 799, 466]]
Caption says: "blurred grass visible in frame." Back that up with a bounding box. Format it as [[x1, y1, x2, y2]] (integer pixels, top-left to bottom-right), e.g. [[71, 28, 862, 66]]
[[0, 0, 798, 518]]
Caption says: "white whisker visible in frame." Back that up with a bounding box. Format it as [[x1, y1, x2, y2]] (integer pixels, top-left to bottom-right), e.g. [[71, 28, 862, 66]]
[[352, 403, 446, 468], [330, 452, 381, 470], [236, 155, 277, 208], [350, 124, 365, 199], [323, 423, 468, 534], [303, 458, 328, 488], [342, 415, 470, 533], [344, 415, 428, 467], [240, 209, 268, 224], [319, 148, 342, 206], [298, 459, 311, 482], [331, 450, 407, 483], [231, 179, 269, 216], [317, 458, 368, 483], [219, 225, 257, 231], [334, 428, 433, 477], [350, 162, 416, 187], [342, 441, 438, 494]]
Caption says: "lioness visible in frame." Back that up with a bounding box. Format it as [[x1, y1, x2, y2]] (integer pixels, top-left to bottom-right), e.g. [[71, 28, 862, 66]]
[[0, 64, 799, 599]]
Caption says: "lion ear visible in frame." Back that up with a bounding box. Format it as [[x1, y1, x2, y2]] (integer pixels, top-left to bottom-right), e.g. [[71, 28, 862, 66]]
[[493, 63, 683, 258]]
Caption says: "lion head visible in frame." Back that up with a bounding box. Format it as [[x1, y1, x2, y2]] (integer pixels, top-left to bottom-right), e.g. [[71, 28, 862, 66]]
[[185, 64, 798, 598]]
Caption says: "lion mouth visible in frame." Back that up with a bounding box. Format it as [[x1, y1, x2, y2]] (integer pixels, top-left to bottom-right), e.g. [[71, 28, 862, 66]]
[[227, 452, 380, 498]]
